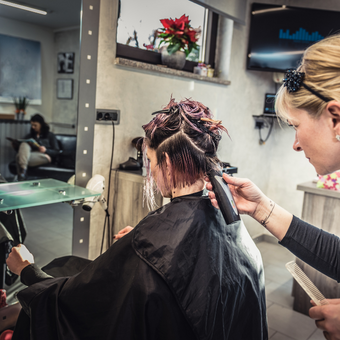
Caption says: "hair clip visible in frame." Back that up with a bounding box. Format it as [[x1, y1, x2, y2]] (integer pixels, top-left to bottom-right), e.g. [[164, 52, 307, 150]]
[[188, 118, 222, 143], [283, 69, 331, 102], [283, 70, 304, 93], [151, 106, 180, 115], [200, 117, 222, 126]]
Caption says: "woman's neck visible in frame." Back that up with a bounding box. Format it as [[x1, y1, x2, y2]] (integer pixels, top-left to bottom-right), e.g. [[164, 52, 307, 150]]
[[171, 179, 205, 199]]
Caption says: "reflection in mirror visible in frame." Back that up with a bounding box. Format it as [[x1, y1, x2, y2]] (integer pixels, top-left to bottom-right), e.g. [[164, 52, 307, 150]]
[[117, 0, 205, 62], [0, 0, 80, 182], [0, 0, 82, 305]]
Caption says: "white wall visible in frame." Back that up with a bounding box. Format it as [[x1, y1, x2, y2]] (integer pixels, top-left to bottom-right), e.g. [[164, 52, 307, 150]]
[[52, 29, 80, 135], [0, 17, 54, 122], [88, 0, 340, 258]]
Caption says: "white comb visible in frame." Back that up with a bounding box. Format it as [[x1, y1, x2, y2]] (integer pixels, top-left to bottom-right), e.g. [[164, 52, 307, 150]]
[[285, 261, 328, 306]]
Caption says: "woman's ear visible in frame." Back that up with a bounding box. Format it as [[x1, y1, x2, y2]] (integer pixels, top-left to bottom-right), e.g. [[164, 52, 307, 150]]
[[326, 101, 340, 131]]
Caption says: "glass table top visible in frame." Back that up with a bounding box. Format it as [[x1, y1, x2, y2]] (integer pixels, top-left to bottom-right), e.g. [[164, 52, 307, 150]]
[[0, 179, 101, 212]]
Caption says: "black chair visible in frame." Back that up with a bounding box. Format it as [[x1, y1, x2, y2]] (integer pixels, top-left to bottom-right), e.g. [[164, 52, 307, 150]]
[[0, 175, 27, 288]]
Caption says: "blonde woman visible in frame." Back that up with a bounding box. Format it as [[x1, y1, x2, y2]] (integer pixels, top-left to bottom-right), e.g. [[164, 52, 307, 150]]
[[208, 34, 340, 340]]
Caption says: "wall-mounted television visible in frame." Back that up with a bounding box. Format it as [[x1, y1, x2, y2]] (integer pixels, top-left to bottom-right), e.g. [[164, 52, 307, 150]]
[[247, 3, 340, 72]]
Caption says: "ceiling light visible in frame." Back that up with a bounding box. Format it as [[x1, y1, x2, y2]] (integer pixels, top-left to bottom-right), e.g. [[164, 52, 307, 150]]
[[0, 0, 47, 15], [252, 5, 288, 15]]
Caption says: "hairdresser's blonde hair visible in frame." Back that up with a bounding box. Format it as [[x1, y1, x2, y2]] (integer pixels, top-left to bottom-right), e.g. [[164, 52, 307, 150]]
[[275, 34, 340, 121]]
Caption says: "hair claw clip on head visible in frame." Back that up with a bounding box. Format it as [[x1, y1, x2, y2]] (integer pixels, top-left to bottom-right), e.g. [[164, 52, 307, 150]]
[[283, 69, 305, 93], [283, 69, 331, 102]]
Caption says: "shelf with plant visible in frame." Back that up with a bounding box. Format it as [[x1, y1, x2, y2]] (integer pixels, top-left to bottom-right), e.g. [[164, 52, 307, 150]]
[[157, 14, 201, 69], [13, 97, 29, 119]]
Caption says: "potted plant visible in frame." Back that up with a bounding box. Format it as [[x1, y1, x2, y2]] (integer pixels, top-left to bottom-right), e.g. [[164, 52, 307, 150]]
[[14, 97, 29, 120], [157, 14, 200, 70]]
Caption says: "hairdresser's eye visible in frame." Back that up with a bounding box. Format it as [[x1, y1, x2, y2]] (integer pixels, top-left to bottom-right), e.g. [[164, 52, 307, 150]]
[[287, 121, 297, 130]]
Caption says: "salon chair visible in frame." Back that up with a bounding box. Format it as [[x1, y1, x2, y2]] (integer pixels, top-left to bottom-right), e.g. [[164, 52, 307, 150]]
[[0, 174, 27, 333], [0, 175, 27, 288]]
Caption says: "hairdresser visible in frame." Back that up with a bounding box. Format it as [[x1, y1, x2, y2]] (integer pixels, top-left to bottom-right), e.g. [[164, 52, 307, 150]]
[[207, 34, 340, 340]]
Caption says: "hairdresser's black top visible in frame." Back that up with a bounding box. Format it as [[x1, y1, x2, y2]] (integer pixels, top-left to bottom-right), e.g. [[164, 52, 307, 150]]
[[280, 216, 340, 282], [25, 131, 59, 158], [13, 193, 267, 340]]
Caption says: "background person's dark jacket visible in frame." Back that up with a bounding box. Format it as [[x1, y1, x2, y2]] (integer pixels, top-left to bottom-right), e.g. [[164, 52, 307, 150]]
[[25, 131, 59, 158]]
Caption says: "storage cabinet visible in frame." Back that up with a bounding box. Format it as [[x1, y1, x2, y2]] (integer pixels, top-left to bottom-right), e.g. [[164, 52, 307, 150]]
[[292, 181, 340, 315], [109, 170, 163, 235]]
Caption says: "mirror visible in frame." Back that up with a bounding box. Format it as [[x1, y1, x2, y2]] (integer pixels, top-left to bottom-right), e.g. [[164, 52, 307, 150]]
[[0, 0, 82, 303]]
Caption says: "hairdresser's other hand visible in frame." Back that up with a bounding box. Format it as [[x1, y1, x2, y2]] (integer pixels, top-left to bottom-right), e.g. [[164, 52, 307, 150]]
[[114, 226, 133, 240], [206, 174, 267, 218], [309, 299, 340, 340], [39, 146, 46, 153], [6, 244, 34, 275]]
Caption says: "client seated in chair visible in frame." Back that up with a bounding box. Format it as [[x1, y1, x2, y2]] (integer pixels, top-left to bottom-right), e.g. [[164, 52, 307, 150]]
[[7, 98, 267, 340], [12, 114, 59, 180]]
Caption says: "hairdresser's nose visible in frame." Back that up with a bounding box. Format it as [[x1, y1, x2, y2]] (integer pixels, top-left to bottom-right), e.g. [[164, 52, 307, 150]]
[[293, 133, 303, 152]]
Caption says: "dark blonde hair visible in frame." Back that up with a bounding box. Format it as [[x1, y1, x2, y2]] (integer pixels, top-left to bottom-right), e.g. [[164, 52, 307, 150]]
[[276, 34, 340, 120]]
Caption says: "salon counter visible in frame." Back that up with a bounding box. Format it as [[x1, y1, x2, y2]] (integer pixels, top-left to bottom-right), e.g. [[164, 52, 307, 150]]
[[292, 181, 340, 315]]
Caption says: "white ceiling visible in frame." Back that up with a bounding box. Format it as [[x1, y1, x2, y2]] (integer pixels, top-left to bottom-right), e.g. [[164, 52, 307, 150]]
[[0, 0, 81, 30]]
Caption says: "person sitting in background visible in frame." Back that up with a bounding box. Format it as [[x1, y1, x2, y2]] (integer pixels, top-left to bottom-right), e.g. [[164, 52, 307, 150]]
[[13, 114, 59, 180], [7, 98, 267, 340]]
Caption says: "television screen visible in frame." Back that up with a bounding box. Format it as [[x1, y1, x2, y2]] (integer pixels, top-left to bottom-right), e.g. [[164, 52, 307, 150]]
[[247, 3, 340, 72]]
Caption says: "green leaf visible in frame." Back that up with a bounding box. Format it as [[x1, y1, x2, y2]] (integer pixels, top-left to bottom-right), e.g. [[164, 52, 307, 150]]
[[167, 43, 180, 55]]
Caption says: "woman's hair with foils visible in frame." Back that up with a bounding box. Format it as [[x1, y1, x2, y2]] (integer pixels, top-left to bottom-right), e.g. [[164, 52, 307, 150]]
[[276, 33, 340, 121], [142, 97, 228, 209]]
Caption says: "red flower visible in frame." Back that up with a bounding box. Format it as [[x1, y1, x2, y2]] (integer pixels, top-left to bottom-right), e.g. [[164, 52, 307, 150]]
[[143, 43, 154, 50], [160, 14, 190, 31], [184, 27, 198, 43], [157, 14, 199, 56]]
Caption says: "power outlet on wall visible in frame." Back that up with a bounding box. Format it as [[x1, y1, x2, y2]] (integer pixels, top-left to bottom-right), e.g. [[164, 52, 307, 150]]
[[96, 109, 120, 125]]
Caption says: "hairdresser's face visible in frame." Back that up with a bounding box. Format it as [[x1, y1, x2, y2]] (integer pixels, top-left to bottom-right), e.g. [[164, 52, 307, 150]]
[[31, 121, 41, 133], [146, 147, 171, 198], [287, 106, 340, 175]]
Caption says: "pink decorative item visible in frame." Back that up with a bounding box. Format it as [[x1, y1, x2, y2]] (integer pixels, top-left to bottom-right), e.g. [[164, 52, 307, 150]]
[[0, 330, 13, 340], [317, 171, 340, 191]]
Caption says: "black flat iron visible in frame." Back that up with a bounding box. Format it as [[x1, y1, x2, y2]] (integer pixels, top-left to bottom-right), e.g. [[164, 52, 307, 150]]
[[208, 170, 240, 224]]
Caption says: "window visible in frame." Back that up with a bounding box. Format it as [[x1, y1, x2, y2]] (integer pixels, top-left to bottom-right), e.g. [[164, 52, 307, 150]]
[[116, 0, 218, 72]]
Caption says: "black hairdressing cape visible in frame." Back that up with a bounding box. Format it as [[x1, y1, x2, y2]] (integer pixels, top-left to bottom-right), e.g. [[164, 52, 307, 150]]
[[13, 194, 267, 340]]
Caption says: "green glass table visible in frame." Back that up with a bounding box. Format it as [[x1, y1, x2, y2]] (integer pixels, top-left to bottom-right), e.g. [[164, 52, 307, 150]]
[[0, 179, 100, 212]]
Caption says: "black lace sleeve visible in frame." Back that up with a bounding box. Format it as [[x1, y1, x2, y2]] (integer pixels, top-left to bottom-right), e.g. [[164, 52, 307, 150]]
[[280, 215, 340, 282]]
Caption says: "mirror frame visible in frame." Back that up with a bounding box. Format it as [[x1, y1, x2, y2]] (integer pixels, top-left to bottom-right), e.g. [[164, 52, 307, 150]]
[[72, 0, 100, 258]]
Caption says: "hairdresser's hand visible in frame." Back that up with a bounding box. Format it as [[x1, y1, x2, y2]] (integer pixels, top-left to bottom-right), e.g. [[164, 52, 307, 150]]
[[206, 174, 267, 218], [6, 244, 34, 276], [309, 299, 340, 340], [114, 226, 133, 240], [39, 146, 46, 153]]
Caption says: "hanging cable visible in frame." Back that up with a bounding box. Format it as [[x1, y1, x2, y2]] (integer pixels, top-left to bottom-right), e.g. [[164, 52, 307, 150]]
[[259, 118, 274, 145], [100, 122, 115, 254], [106, 121, 115, 247]]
